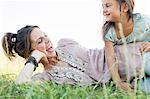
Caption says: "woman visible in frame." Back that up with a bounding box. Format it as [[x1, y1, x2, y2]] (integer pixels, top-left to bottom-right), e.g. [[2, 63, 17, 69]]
[[2, 25, 111, 85], [2, 25, 150, 93]]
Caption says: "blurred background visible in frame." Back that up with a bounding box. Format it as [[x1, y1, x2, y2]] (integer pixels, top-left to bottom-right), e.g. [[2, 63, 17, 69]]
[[0, 0, 150, 75]]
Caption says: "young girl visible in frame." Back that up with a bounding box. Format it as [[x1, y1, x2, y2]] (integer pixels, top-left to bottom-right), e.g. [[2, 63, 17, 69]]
[[102, 0, 150, 92]]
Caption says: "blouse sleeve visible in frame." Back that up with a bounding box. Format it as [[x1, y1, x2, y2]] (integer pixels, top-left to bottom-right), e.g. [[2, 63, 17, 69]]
[[31, 72, 51, 82], [57, 38, 78, 47]]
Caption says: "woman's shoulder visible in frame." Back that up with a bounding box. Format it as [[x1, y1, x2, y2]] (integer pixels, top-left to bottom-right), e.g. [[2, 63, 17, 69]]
[[57, 38, 79, 47]]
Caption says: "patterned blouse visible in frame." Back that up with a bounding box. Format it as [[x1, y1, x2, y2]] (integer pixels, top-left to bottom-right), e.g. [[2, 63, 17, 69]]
[[31, 38, 111, 86]]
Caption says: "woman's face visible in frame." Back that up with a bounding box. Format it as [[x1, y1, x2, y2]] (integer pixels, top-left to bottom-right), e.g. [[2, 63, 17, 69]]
[[30, 28, 56, 58], [102, 0, 120, 22]]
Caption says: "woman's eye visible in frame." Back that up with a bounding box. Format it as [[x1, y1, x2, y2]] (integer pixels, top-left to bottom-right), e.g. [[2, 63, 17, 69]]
[[37, 38, 43, 44]]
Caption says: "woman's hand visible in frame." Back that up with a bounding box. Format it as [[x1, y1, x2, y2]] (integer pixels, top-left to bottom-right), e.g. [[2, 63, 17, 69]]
[[140, 42, 150, 53], [31, 50, 49, 64], [116, 81, 134, 92]]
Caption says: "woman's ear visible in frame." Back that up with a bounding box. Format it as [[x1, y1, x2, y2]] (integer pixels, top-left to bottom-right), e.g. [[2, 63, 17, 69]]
[[122, 3, 129, 13]]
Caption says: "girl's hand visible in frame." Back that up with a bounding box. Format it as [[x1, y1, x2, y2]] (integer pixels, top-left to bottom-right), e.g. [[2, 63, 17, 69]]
[[30, 50, 48, 64], [116, 82, 133, 92], [140, 42, 150, 53]]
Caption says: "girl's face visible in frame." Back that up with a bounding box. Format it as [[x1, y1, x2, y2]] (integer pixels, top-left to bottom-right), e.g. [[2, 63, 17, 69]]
[[102, 0, 120, 22], [30, 28, 56, 58]]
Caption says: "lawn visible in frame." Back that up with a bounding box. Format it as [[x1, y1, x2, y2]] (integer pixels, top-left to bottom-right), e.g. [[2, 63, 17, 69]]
[[0, 74, 149, 99], [0, 53, 149, 99]]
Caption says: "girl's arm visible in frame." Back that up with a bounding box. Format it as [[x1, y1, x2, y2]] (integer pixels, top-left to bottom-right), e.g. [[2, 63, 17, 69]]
[[140, 42, 150, 52], [105, 41, 133, 92], [16, 50, 47, 84], [105, 41, 121, 82]]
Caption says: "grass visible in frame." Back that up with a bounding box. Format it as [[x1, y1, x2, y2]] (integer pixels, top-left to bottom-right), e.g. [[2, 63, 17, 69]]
[[0, 53, 150, 99], [0, 74, 149, 99]]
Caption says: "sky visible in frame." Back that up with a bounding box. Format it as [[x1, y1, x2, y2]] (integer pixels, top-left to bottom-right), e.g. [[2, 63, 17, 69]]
[[0, 0, 150, 51]]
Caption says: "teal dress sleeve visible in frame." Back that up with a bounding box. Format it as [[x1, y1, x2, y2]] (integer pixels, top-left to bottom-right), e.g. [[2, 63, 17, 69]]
[[135, 14, 150, 42], [104, 27, 116, 43], [142, 15, 150, 41]]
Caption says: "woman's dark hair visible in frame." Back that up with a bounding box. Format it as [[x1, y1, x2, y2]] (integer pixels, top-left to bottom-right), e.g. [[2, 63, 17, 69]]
[[103, 0, 134, 38], [2, 25, 39, 60]]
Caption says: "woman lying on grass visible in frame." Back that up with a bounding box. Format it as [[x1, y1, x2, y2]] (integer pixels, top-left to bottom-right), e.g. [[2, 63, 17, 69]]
[[2, 25, 150, 94]]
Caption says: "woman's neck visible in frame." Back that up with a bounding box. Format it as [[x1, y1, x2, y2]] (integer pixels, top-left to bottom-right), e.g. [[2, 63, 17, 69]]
[[44, 55, 59, 70]]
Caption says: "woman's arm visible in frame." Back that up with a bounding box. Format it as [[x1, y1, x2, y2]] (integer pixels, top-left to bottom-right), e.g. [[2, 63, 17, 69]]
[[16, 50, 47, 84], [16, 63, 35, 84], [105, 41, 133, 92]]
